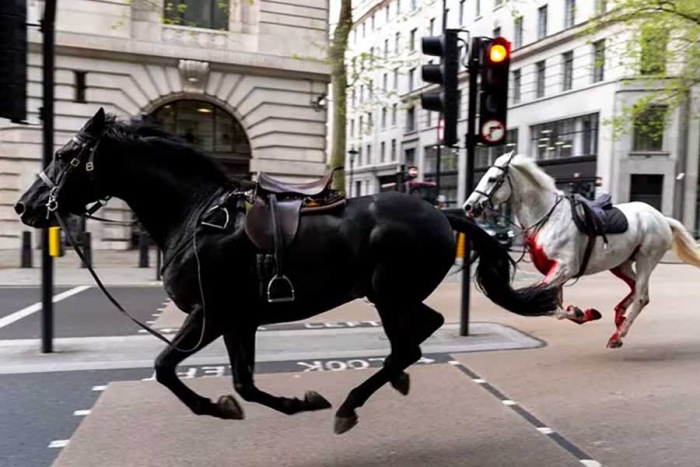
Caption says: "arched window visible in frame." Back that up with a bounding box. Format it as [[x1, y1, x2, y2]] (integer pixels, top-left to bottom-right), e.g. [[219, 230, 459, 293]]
[[152, 100, 251, 177]]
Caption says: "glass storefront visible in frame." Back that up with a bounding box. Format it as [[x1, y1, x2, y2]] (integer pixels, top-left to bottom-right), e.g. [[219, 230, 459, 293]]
[[530, 113, 598, 161]]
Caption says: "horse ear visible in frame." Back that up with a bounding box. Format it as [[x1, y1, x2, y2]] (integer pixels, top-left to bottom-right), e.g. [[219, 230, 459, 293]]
[[93, 107, 105, 126]]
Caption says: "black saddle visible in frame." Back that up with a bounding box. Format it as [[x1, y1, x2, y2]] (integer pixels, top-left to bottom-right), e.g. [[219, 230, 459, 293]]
[[244, 168, 346, 303], [569, 194, 628, 237], [568, 193, 629, 277]]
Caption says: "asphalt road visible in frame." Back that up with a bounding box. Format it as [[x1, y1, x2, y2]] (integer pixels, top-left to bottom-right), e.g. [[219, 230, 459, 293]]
[[0, 286, 167, 339]]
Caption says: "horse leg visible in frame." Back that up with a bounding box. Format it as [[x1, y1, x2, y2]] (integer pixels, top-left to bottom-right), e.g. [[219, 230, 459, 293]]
[[153, 306, 238, 419], [610, 261, 636, 328], [608, 254, 657, 348], [543, 264, 602, 324], [223, 328, 332, 416], [334, 302, 444, 435]]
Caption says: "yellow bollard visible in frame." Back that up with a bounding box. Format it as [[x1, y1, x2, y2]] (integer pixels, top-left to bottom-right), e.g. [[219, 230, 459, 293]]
[[48, 227, 63, 257], [456, 233, 465, 259]]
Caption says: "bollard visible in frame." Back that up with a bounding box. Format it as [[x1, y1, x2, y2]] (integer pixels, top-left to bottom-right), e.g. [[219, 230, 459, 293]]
[[21, 231, 32, 268], [139, 233, 149, 268], [155, 248, 162, 281], [79, 231, 92, 268]]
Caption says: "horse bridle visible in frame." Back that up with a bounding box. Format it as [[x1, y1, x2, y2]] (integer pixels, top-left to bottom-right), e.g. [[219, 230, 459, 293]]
[[38, 132, 110, 219], [473, 150, 516, 210]]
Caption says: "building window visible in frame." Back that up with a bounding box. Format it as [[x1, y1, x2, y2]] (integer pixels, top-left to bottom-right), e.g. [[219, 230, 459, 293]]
[[385, 5, 390, 22], [426, 109, 432, 128], [530, 113, 599, 161], [536, 61, 546, 98], [350, 119, 355, 138], [512, 69, 521, 104], [593, 40, 605, 82], [362, 22, 366, 38], [633, 105, 667, 151], [476, 0, 481, 17], [355, 180, 362, 197], [384, 39, 389, 58], [359, 116, 364, 135], [538, 5, 548, 39], [391, 139, 397, 161], [406, 106, 416, 132], [164, 0, 229, 30], [429, 18, 435, 36], [395, 32, 400, 54], [366, 144, 372, 164], [476, 129, 518, 168], [382, 107, 388, 129], [493, 27, 501, 38], [410, 29, 417, 51], [383, 73, 388, 92], [641, 30, 667, 75], [494, 0, 504, 7], [381, 142, 386, 163], [405, 147, 416, 166], [630, 175, 663, 211], [367, 111, 373, 131], [74, 71, 87, 103], [562, 51, 574, 91], [371, 14, 375, 30], [397, 0, 401, 14], [513, 17, 523, 49], [408, 68, 415, 92], [459, 0, 465, 24], [392, 104, 398, 126], [565, 0, 575, 28], [595, 0, 607, 15]]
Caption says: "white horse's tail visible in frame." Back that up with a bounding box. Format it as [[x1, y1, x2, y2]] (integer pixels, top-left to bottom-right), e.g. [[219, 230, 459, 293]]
[[667, 217, 700, 267]]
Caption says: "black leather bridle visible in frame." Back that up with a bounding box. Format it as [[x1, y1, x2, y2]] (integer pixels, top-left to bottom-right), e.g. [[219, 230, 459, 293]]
[[473, 150, 516, 210], [38, 132, 110, 220]]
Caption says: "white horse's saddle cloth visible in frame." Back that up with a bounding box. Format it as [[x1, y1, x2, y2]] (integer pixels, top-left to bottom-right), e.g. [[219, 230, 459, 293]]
[[568, 194, 629, 237]]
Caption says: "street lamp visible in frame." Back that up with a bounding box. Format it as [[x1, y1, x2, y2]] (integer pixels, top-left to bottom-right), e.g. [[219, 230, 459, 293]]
[[347, 148, 358, 197]]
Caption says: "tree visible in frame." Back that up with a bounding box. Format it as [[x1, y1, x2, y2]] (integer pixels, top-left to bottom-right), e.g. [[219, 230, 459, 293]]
[[329, 0, 353, 192], [586, 0, 700, 140]]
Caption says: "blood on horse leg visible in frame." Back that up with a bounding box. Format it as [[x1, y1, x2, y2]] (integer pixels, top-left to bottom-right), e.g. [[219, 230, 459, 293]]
[[610, 266, 636, 328]]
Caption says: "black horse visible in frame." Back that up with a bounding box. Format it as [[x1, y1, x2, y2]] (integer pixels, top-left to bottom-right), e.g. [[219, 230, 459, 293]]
[[15, 108, 557, 434]]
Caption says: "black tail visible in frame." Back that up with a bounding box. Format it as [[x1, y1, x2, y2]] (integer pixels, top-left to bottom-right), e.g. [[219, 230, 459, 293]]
[[442, 209, 557, 316]]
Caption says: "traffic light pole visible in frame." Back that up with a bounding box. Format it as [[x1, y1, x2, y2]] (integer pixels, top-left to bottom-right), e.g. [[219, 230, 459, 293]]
[[460, 37, 482, 337], [41, 0, 57, 353]]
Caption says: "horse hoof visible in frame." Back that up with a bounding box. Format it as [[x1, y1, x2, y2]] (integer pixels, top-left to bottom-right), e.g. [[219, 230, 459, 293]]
[[391, 372, 410, 396], [216, 395, 245, 420], [606, 338, 623, 349], [304, 391, 332, 411], [334, 414, 359, 435], [586, 309, 602, 321]]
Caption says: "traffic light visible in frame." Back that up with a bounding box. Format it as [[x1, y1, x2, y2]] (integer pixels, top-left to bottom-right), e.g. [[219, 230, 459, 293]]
[[478, 36, 511, 146], [420, 29, 460, 147], [0, 0, 27, 123]]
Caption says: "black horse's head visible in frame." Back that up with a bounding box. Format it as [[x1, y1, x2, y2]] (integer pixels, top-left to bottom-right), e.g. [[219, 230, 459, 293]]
[[15, 108, 112, 228]]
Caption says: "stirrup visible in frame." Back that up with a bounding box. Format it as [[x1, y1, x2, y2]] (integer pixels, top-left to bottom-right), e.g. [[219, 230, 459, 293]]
[[267, 274, 295, 303]]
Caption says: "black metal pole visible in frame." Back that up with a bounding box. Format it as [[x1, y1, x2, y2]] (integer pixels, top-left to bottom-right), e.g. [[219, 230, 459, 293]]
[[460, 37, 481, 337], [41, 0, 57, 353]]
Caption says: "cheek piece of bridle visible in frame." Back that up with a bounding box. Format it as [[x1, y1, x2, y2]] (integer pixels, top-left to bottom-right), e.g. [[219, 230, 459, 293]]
[[473, 151, 516, 212], [36, 131, 201, 352]]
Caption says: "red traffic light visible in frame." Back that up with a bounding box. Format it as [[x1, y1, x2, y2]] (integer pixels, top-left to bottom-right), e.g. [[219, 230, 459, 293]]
[[485, 37, 511, 64]]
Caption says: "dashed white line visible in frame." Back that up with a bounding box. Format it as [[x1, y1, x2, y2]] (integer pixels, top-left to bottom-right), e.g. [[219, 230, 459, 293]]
[[473, 378, 486, 384], [48, 440, 69, 449], [137, 329, 148, 334], [502, 400, 517, 406], [448, 360, 460, 365], [580, 461, 602, 467], [537, 427, 554, 435], [92, 385, 107, 392], [73, 409, 91, 417]]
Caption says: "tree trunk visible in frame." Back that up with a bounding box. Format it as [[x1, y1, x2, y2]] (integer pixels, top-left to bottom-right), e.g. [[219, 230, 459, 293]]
[[329, 0, 352, 193]]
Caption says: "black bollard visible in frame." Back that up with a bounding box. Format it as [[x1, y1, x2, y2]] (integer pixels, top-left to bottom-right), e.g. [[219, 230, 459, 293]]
[[79, 231, 92, 268], [139, 233, 149, 268], [21, 231, 32, 268]]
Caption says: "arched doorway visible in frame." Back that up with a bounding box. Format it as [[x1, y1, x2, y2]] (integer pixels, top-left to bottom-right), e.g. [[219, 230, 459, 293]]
[[151, 100, 252, 178]]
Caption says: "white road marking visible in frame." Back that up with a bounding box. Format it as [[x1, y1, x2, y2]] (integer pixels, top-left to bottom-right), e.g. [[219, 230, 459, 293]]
[[473, 378, 486, 384], [502, 400, 516, 406], [73, 410, 91, 417], [92, 385, 107, 392], [137, 329, 148, 334], [537, 427, 554, 435], [48, 440, 69, 448], [0, 286, 90, 330], [580, 461, 602, 467], [448, 360, 460, 365]]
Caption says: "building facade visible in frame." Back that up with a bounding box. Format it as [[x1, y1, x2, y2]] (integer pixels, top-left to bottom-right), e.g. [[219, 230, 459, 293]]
[[343, 0, 700, 234], [0, 0, 330, 250]]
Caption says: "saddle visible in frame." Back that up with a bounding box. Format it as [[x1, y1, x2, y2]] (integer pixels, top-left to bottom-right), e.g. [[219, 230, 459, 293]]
[[568, 193, 629, 277], [244, 168, 346, 303]]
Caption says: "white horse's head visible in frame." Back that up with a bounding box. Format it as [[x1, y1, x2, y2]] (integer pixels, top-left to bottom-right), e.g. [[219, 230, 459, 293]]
[[463, 151, 518, 218]]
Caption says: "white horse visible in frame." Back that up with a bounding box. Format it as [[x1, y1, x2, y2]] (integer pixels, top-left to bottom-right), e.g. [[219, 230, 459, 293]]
[[464, 152, 700, 348]]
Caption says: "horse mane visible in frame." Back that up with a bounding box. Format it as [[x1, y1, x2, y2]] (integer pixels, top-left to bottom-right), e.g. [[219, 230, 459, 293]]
[[102, 115, 246, 187], [504, 153, 561, 194]]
